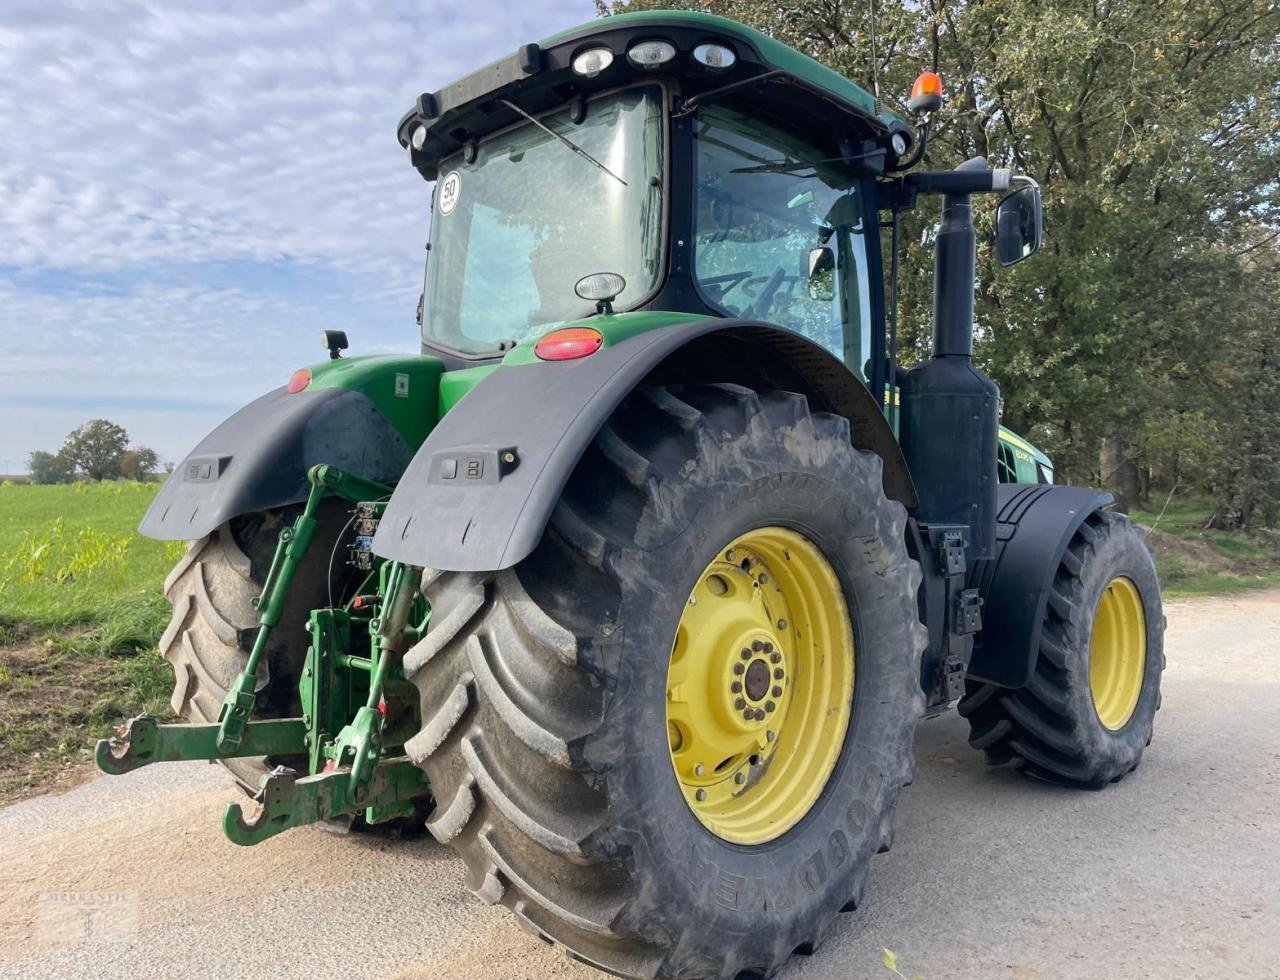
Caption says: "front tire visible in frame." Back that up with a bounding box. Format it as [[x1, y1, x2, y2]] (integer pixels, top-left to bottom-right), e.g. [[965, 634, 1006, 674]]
[[959, 510, 1165, 787], [404, 384, 926, 979]]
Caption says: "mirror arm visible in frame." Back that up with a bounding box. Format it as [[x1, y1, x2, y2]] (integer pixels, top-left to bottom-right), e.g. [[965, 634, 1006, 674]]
[[892, 119, 930, 172]]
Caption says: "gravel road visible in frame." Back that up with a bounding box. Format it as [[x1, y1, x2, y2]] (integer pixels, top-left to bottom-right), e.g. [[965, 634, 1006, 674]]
[[2, 590, 1277, 980]]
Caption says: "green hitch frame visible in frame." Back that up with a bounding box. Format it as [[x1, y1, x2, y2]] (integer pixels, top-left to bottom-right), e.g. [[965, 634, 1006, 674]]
[[94, 463, 433, 846], [216, 465, 395, 753]]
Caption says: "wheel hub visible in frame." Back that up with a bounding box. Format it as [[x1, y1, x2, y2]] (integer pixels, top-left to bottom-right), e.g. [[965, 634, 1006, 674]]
[[1089, 576, 1146, 730], [665, 526, 854, 844], [743, 657, 771, 702]]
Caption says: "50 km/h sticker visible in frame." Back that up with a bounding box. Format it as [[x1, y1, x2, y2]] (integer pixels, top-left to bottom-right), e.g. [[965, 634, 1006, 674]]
[[438, 171, 461, 215]]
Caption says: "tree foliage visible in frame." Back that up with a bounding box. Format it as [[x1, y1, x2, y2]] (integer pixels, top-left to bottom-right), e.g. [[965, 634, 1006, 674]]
[[604, 0, 1280, 524], [120, 447, 160, 482], [58, 420, 130, 481], [26, 450, 75, 485]]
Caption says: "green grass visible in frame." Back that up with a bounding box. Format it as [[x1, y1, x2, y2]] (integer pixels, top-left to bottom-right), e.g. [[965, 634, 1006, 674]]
[[0, 481, 177, 802], [0, 481, 178, 628], [1130, 491, 1280, 596]]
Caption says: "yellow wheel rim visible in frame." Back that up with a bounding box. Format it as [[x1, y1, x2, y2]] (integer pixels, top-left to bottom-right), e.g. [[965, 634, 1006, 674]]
[[665, 526, 854, 845], [1089, 576, 1146, 730]]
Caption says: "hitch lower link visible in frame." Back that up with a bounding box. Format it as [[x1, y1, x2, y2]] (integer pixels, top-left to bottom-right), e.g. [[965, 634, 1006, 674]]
[[94, 465, 431, 845]]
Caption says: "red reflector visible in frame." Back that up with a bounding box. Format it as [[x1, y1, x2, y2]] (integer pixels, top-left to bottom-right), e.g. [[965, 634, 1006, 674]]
[[287, 368, 311, 393], [534, 327, 604, 361]]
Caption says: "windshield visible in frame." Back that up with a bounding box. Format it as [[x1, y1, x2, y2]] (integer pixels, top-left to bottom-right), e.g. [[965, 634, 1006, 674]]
[[421, 86, 665, 356]]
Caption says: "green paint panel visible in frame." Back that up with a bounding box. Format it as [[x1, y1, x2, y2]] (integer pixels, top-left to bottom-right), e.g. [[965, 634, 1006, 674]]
[[541, 11, 900, 127], [305, 354, 445, 449], [439, 364, 499, 414], [499, 310, 712, 367], [434, 311, 712, 414]]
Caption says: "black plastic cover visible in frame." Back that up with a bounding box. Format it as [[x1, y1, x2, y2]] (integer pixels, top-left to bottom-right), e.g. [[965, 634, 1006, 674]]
[[900, 354, 1001, 561], [138, 387, 413, 541], [372, 319, 912, 572], [966, 483, 1114, 688]]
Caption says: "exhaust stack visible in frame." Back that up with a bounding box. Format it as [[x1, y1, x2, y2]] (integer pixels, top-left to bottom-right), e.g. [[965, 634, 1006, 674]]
[[899, 158, 1002, 560]]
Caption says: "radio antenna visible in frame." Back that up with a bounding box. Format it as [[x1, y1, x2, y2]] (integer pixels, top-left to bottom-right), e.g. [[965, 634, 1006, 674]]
[[869, 0, 881, 115]]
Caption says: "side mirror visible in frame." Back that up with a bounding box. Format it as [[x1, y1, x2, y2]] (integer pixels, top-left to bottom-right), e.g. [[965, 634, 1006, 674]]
[[996, 184, 1043, 266], [807, 246, 836, 301]]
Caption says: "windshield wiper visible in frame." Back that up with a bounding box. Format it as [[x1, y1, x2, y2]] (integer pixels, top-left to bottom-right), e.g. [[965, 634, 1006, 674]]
[[498, 98, 627, 187], [731, 151, 880, 176]]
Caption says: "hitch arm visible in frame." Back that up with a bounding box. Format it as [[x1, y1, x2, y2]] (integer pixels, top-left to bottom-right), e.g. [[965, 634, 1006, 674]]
[[95, 715, 306, 775], [217, 465, 393, 753], [222, 757, 427, 846]]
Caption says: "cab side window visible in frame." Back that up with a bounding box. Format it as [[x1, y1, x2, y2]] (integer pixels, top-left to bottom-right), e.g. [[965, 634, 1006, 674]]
[[693, 107, 873, 378], [997, 442, 1018, 484]]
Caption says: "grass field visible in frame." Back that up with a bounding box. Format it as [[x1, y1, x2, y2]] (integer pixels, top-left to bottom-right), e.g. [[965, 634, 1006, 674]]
[[0, 481, 1276, 805], [1130, 492, 1280, 596], [0, 481, 176, 802]]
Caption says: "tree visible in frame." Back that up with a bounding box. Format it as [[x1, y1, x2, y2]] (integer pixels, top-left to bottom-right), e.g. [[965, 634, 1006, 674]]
[[26, 449, 74, 485], [605, 0, 1280, 521], [120, 446, 160, 481], [60, 419, 130, 481]]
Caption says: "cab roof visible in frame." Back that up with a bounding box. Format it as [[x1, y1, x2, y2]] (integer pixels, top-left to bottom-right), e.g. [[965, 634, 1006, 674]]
[[398, 10, 904, 181]]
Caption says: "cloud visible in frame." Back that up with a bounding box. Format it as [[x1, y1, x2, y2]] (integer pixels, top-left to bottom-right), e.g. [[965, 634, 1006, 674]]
[[0, 0, 596, 470]]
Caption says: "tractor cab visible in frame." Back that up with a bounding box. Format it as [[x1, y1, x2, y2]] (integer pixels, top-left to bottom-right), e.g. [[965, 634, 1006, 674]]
[[400, 11, 911, 397]]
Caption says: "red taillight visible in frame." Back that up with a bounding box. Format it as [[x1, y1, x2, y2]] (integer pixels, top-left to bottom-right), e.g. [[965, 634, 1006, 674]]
[[534, 327, 604, 361], [286, 368, 311, 393]]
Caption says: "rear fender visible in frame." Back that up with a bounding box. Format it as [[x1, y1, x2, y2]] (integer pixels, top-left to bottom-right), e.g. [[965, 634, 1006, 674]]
[[967, 483, 1115, 687], [372, 319, 915, 572], [141, 385, 420, 541]]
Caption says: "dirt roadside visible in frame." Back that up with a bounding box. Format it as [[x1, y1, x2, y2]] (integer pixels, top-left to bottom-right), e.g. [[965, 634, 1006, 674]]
[[0, 590, 1277, 979]]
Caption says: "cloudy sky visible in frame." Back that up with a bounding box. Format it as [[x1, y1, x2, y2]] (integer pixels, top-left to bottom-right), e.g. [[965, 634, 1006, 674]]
[[0, 0, 595, 473]]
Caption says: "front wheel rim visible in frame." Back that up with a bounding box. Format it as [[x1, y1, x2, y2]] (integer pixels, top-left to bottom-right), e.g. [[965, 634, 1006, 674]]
[[1089, 576, 1146, 730], [665, 526, 855, 845]]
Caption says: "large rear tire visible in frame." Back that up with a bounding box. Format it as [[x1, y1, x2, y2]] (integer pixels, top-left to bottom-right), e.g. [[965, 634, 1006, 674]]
[[959, 510, 1165, 787], [404, 384, 926, 979], [159, 504, 350, 791]]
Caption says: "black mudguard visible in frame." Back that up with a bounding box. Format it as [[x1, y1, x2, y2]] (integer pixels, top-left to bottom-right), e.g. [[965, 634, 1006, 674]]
[[372, 319, 914, 571], [966, 483, 1115, 688], [139, 387, 413, 540]]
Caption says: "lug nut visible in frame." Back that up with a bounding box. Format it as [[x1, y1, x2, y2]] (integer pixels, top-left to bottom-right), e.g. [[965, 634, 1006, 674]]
[[694, 763, 705, 776], [696, 789, 707, 801], [770, 651, 781, 664], [741, 648, 752, 660], [725, 549, 736, 562], [759, 573, 769, 585], [763, 641, 774, 653], [766, 730, 775, 742], [733, 662, 745, 675], [765, 701, 776, 713], [774, 667, 784, 680], [752, 639, 764, 652], [731, 681, 742, 694], [734, 772, 746, 785], [772, 685, 782, 698], [743, 710, 754, 721], [777, 619, 787, 630], [735, 697, 746, 710]]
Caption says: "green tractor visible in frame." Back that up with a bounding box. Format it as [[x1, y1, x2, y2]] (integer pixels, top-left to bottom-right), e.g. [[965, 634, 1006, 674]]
[[98, 11, 1163, 978]]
